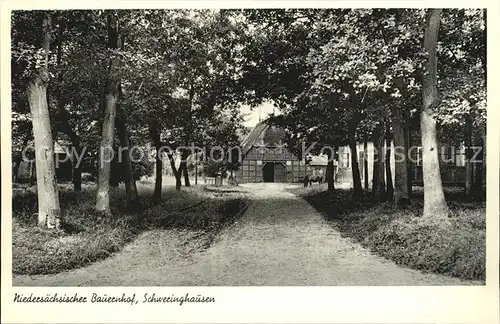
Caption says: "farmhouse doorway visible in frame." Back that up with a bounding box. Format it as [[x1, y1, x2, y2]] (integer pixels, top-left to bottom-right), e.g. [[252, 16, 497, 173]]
[[262, 162, 286, 183]]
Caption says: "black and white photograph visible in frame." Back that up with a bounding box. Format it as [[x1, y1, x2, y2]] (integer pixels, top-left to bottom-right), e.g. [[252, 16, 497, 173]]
[[2, 2, 499, 323]]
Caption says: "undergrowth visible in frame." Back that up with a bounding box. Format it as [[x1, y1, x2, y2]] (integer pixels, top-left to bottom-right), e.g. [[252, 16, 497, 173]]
[[12, 183, 249, 275], [293, 184, 485, 282]]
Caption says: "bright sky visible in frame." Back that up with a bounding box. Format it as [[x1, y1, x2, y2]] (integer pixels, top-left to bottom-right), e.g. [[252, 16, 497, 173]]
[[240, 100, 279, 128]]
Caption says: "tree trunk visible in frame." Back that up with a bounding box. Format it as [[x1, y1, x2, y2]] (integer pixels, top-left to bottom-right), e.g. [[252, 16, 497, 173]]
[[405, 126, 413, 197], [182, 163, 191, 187], [195, 152, 198, 185], [464, 115, 473, 198], [149, 122, 163, 201], [376, 120, 386, 201], [326, 149, 335, 191], [116, 115, 140, 209], [391, 107, 410, 206], [385, 131, 394, 201], [482, 9, 487, 82], [96, 13, 122, 215], [180, 150, 191, 187], [179, 82, 194, 189], [72, 138, 82, 191], [27, 13, 62, 229], [472, 135, 484, 200], [167, 152, 182, 190], [57, 120, 83, 192], [154, 147, 163, 199], [348, 126, 363, 198], [421, 9, 449, 219], [372, 146, 379, 197], [372, 120, 386, 201], [13, 157, 21, 182], [363, 139, 369, 190]]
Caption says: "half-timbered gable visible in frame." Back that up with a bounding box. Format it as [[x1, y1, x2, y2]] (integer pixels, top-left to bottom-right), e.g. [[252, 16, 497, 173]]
[[235, 122, 310, 183]]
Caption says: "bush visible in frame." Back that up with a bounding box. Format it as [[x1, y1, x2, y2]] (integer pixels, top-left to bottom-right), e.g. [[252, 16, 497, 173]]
[[296, 187, 486, 282], [12, 185, 249, 275], [12, 186, 139, 275], [367, 215, 485, 281], [143, 188, 248, 232]]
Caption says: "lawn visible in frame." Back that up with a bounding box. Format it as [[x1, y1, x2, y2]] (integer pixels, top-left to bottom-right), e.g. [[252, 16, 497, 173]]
[[290, 184, 486, 282], [12, 182, 249, 275]]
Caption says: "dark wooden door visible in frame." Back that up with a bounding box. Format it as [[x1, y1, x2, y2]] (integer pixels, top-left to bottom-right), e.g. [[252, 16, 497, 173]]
[[263, 163, 274, 182], [274, 163, 286, 182]]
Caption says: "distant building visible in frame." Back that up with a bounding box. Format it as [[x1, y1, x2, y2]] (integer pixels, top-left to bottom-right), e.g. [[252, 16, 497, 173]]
[[336, 140, 471, 187], [234, 122, 311, 183], [307, 155, 328, 178]]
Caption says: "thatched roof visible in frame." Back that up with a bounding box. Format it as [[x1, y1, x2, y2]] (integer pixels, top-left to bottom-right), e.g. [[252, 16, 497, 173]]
[[240, 122, 290, 157], [240, 122, 330, 166], [240, 122, 269, 157]]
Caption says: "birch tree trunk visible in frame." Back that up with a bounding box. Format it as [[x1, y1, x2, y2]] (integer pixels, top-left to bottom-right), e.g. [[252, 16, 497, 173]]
[[96, 12, 121, 215], [421, 9, 449, 219], [27, 13, 62, 229]]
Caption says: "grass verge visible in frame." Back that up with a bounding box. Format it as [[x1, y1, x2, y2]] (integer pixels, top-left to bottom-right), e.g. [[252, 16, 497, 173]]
[[291, 184, 485, 282], [12, 183, 249, 275]]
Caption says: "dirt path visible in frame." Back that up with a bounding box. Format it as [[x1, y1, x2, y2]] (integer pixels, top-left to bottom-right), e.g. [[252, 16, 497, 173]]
[[13, 183, 475, 286]]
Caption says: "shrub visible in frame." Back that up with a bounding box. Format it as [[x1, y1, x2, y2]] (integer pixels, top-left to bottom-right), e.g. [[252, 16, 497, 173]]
[[297, 187, 486, 282], [12, 185, 249, 275]]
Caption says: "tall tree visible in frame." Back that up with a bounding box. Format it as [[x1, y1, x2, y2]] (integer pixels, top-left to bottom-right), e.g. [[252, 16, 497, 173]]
[[116, 112, 141, 209], [347, 121, 363, 197], [26, 13, 62, 228], [391, 104, 410, 205], [372, 119, 386, 201], [326, 150, 335, 191], [385, 122, 394, 200], [464, 115, 474, 198], [421, 9, 449, 218], [363, 139, 369, 190], [149, 121, 163, 201], [96, 12, 123, 215]]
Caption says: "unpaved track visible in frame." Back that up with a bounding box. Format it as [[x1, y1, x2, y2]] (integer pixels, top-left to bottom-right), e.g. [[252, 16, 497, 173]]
[[13, 183, 475, 286]]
